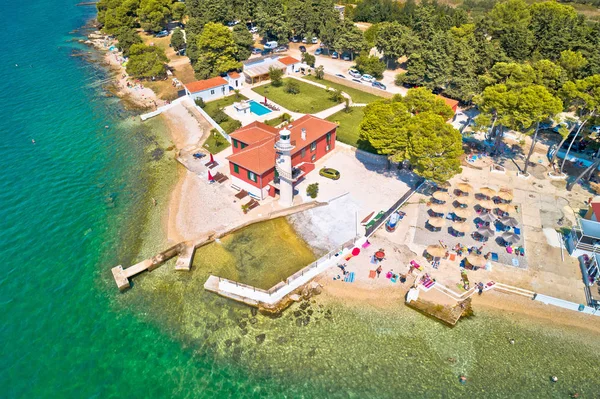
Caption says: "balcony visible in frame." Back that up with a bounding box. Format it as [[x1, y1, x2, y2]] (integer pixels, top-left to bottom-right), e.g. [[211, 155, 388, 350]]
[[570, 227, 600, 253], [272, 167, 304, 187]]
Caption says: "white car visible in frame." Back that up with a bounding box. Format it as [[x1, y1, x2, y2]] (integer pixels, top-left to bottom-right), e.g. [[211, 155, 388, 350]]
[[311, 37, 318, 44], [302, 37, 308, 43], [249, 27, 258, 34], [361, 74, 375, 83], [348, 69, 362, 78]]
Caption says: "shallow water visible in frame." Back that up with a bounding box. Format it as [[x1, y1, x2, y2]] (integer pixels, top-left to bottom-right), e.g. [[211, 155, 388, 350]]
[[192, 217, 317, 289]]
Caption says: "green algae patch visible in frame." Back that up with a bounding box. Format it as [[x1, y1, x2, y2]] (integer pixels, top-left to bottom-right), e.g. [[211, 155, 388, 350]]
[[192, 217, 317, 290]]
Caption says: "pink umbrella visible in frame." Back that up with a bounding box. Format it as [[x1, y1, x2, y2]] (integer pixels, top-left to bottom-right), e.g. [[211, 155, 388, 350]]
[[209, 153, 214, 163], [352, 247, 360, 256], [208, 170, 214, 182]]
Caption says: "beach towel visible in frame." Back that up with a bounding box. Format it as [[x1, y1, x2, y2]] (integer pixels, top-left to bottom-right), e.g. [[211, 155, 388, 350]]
[[391, 275, 398, 283], [344, 272, 355, 283], [370, 255, 377, 265], [345, 255, 353, 261], [512, 258, 520, 267], [368, 270, 376, 279], [449, 254, 456, 261], [386, 271, 393, 279], [514, 227, 521, 235], [491, 252, 499, 262], [361, 241, 372, 249]]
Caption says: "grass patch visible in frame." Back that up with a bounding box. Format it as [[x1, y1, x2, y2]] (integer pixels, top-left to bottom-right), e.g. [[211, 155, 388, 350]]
[[203, 130, 231, 154], [302, 75, 384, 104], [252, 78, 341, 113], [326, 107, 376, 153], [203, 93, 248, 135]]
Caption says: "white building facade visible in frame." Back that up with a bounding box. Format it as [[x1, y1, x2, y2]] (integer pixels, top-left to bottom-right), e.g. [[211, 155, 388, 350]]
[[184, 77, 230, 102]]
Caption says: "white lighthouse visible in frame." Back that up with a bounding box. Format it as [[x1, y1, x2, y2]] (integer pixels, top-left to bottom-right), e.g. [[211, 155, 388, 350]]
[[274, 127, 295, 207]]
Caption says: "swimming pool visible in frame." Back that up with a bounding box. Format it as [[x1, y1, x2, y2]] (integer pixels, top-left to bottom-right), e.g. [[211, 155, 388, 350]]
[[249, 100, 272, 116]]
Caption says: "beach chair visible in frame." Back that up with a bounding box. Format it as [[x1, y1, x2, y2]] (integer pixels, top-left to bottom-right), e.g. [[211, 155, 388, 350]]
[[247, 199, 259, 210], [234, 189, 248, 200], [205, 160, 218, 169], [344, 272, 355, 283]]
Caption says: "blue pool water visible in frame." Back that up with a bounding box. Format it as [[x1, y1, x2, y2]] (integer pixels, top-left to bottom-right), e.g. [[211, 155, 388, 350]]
[[249, 100, 272, 116]]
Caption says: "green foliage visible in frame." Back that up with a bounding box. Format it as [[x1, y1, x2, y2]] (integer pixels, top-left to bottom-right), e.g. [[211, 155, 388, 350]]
[[354, 55, 385, 79], [359, 88, 463, 182], [364, 23, 380, 47], [403, 88, 454, 120], [114, 27, 142, 56], [306, 183, 319, 199], [315, 65, 325, 80], [212, 109, 229, 123], [171, 2, 185, 21], [333, 20, 369, 60], [233, 24, 254, 61], [329, 88, 344, 103], [559, 50, 588, 80], [285, 80, 300, 94], [97, 0, 140, 34], [125, 43, 168, 78], [194, 98, 205, 108], [287, 0, 337, 39], [375, 21, 419, 67], [256, 0, 289, 40], [269, 67, 284, 86], [194, 22, 241, 79], [221, 119, 242, 134], [344, 98, 352, 113], [138, 0, 171, 32], [302, 52, 316, 67], [170, 28, 185, 51]]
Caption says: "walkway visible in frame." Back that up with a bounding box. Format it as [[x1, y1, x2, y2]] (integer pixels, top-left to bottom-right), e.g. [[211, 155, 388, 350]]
[[140, 97, 185, 121]]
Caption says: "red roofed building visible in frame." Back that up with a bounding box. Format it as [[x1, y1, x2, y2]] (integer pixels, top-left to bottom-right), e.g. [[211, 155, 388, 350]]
[[278, 56, 301, 74], [437, 95, 459, 113], [227, 115, 337, 200], [184, 76, 230, 102]]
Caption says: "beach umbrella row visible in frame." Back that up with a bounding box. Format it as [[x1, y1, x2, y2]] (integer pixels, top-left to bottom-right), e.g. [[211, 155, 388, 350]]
[[456, 182, 474, 194], [428, 217, 446, 228], [466, 254, 487, 267], [430, 203, 448, 214], [478, 199, 496, 210], [477, 226, 495, 238], [499, 216, 519, 228], [453, 208, 471, 219], [455, 196, 473, 205], [432, 191, 451, 202], [452, 221, 471, 233], [479, 187, 497, 198]]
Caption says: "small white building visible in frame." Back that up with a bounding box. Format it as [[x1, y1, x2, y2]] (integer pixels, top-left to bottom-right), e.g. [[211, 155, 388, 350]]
[[184, 76, 230, 102], [278, 56, 301, 75], [227, 71, 244, 90]]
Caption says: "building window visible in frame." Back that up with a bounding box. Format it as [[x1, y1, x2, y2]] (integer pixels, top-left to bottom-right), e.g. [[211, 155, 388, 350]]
[[311, 154, 316, 162], [241, 143, 247, 149], [248, 171, 257, 182], [235, 80, 238, 87], [326, 132, 331, 143], [233, 164, 239, 174], [326, 144, 330, 152], [210, 89, 215, 95], [233, 140, 238, 148], [301, 148, 306, 158], [310, 141, 316, 152]]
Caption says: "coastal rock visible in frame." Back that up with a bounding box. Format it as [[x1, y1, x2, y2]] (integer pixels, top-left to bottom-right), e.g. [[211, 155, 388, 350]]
[[289, 294, 302, 302]]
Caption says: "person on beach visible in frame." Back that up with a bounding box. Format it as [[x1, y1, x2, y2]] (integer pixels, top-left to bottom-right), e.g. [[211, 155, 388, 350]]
[[477, 282, 484, 295], [376, 266, 382, 278]]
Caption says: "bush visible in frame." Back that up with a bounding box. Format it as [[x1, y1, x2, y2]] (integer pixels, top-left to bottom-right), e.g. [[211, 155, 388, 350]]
[[222, 119, 242, 133], [329, 88, 344, 102], [355, 54, 386, 79], [344, 98, 352, 113], [306, 183, 319, 199], [212, 109, 229, 123], [194, 98, 206, 108], [395, 73, 407, 86], [269, 67, 284, 86], [302, 52, 316, 67], [285, 80, 300, 94], [315, 65, 325, 80]]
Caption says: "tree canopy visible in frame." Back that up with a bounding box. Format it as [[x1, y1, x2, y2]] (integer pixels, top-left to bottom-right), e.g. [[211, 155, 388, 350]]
[[125, 43, 168, 78], [194, 22, 241, 79]]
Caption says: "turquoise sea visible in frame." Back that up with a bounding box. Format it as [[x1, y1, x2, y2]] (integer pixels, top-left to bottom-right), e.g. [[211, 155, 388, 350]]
[[2, 1, 600, 398]]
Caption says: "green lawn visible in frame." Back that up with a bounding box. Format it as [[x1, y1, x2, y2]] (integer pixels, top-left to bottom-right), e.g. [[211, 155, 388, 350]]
[[252, 79, 342, 113], [203, 130, 231, 154], [202, 93, 247, 137], [326, 107, 376, 153], [302, 75, 384, 104]]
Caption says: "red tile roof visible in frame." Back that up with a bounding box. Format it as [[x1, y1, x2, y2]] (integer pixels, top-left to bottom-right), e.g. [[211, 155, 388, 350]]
[[437, 95, 459, 111], [228, 71, 241, 79], [184, 77, 228, 93], [227, 115, 337, 174], [278, 56, 300, 66]]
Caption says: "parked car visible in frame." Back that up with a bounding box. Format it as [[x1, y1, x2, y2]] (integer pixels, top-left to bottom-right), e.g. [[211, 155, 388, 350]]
[[335, 73, 346, 79], [155, 30, 169, 38], [274, 45, 287, 53], [315, 48, 322, 55], [291, 36, 300, 43], [299, 45, 307, 52], [226, 20, 240, 27], [319, 168, 340, 180], [361, 74, 375, 83], [348, 69, 361, 78], [331, 51, 339, 59], [249, 26, 259, 34], [342, 53, 351, 61], [261, 48, 273, 56], [351, 78, 362, 84], [372, 81, 386, 90], [264, 41, 278, 50], [302, 37, 308, 43], [251, 47, 262, 54], [311, 37, 318, 44]]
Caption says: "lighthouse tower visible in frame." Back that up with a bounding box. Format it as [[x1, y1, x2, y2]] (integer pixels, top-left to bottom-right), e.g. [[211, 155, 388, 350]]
[[274, 127, 295, 207]]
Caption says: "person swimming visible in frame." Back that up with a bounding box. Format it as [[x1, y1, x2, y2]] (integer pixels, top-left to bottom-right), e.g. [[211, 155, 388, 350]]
[[459, 375, 467, 384]]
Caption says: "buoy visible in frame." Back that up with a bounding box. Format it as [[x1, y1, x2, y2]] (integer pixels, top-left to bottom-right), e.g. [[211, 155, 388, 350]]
[[31, 139, 35, 144], [105, 125, 109, 129]]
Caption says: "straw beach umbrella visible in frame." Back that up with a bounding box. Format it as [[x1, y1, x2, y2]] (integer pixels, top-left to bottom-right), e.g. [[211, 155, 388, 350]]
[[452, 221, 471, 234], [428, 217, 446, 228], [453, 208, 471, 219], [429, 203, 448, 214], [499, 216, 519, 228], [455, 196, 473, 206], [432, 191, 451, 202], [479, 187, 497, 198], [456, 182, 474, 195], [479, 213, 497, 223], [495, 190, 514, 201], [478, 199, 496, 210], [436, 181, 451, 191], [502, 232, 520, 244], [477, 226, 495, 238], [497, 204, 517, 214], [466, 254, 487, 267], [426, 245, 447, 258]]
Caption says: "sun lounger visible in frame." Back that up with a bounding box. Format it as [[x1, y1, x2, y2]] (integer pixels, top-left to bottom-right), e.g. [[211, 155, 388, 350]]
[[247, 199, 259, 210], [344, 272, 355, 283], [361, 211, 375, 224], [205, 160, 218, 169], [368, 270, 376, 279], [213, 172, 228, 183], [361, 241, 371, 249], [234, 189, 248, 199]]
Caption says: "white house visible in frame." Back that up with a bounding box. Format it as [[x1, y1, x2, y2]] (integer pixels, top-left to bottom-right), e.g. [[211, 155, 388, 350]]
[[184, 76, 230, 102], [278, 56, 301, 75], [227, 71, 244, 90], [566, 197, 600, 288]]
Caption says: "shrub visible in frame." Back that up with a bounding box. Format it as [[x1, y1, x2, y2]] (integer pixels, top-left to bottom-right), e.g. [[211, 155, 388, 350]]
[[306, 183, 319, 199], [233, 89, 242, 100], [285, 80, 300, 94], [281, 112, 291, 122], [212, 109, 229, 123], [302, 52, 316, 67], [344, 98, 352, 113], [222, 119, 242, 133], [355, 54, 385, 79], [329, 88, 344, 102], [194, 98, 206, 108], [315, 65, 325, 79]]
